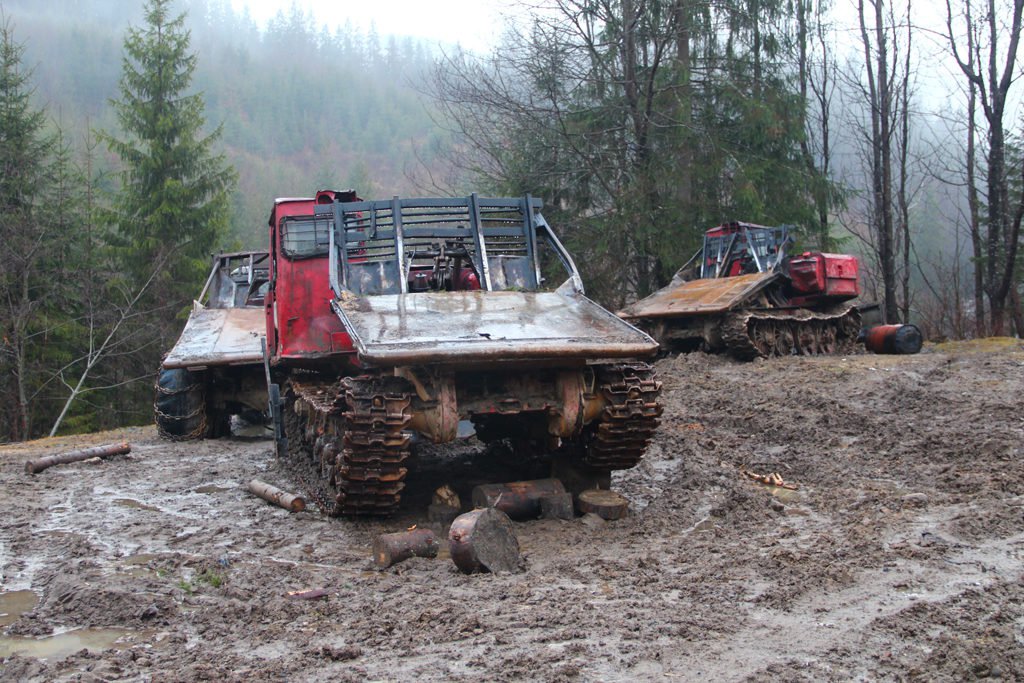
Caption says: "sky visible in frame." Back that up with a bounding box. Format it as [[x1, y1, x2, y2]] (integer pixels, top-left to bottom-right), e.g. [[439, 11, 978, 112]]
[[230, 0, 509, 53]]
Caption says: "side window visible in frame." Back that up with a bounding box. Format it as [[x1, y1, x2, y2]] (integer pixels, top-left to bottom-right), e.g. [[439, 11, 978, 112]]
[[281, 217, 331, 259]]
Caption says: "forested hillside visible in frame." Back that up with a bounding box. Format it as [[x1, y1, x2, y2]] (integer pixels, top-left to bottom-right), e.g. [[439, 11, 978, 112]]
[[3, 0, 443, 245]]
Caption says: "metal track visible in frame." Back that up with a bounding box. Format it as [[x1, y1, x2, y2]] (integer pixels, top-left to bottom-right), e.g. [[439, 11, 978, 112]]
[[283, 375, 412, 516], [721, 304, 861, 360], [581, 363, 663, 470]]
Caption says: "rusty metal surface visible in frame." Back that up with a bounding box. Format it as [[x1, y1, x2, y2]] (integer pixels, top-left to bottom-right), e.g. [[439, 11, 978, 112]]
[[336, 291, 658, 365], [618, 272, 781, 319], [162, 308, 265, 369]]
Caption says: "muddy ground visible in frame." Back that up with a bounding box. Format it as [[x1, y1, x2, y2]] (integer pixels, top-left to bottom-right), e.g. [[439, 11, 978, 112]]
[[2, 340, 1024, 681]]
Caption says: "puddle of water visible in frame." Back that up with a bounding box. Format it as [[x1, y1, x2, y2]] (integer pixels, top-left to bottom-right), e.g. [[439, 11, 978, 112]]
[[119, 553, 167, 577], [0, 628, 143, 660], [692, 517, 716, 532], [122, 553, 161, 566], [195, 485, 233, 494], [113, 498, 161, 513], [38, 530, 86, 541], [766, 486, 800, 503], [0, 590, 39, 627]]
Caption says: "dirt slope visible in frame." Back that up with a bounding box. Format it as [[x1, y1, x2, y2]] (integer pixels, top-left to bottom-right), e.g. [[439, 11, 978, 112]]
[[2, 341, 1023, 681]]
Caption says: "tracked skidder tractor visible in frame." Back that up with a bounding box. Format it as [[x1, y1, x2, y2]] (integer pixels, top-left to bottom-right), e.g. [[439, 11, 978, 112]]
[[264, 191, 663, 515], [619, 222, 862, 359], [155, 251, 271, 439]]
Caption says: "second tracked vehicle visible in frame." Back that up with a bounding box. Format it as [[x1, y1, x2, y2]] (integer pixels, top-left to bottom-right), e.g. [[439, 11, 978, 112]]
[[619, 222, 862, 359], [155, 251, 270, 439], [265, 191, 663, 515]]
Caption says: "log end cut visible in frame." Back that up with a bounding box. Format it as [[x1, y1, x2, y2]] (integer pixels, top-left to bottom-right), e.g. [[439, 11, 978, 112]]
[[577, 489, 629, 520], [448, 508, 520, 574]]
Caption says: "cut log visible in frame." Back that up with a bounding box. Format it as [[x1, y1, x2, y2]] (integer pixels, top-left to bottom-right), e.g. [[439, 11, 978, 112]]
[[373, 528, 439, 569], [471, 478, 566, 520], [247, 479, 306, 512], [448, 508, 520, 574], [427, 503, 460, 527], [432, 484, 461, 509], [577, 489, 629, 520], [539, 492, 575, 520], [25, 442, 131, 474]]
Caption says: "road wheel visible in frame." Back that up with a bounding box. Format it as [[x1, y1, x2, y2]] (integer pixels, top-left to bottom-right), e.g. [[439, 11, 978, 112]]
[[154, 368, 208, 440]]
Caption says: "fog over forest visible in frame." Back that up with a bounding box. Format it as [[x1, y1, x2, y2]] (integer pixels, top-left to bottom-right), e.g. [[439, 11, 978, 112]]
[[5, 0, 446, 246]]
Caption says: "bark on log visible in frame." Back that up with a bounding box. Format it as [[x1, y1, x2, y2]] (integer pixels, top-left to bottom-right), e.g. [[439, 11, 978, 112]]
[[577, 489, 629, 520], [471, 478, 566, 520], [247, 479, 306, 512], [448, 508, 520, 574], [25, 442, 131, 474], [373, 528, 439, 569], [539, 492, 575, 520]]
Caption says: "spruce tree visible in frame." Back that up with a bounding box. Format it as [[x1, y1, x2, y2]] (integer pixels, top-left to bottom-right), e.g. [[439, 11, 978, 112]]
[[102, 0, 236, 305], [0, 18, 55, 440]]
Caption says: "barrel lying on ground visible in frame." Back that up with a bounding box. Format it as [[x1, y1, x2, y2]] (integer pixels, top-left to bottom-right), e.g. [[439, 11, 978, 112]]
[[373, 528, 439, 569], [471, 479, 566, 520], [863, 324, 923, 354], [247, 479, 306, 512], [448, 508, 520, 574], [25, 442, 131, 475]]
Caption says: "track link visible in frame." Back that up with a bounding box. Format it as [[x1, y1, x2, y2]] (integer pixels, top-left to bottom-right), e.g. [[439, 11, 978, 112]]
[[721, 304, 861, 360], [581, 363, 663, 470], [283, 375, 412, 516]]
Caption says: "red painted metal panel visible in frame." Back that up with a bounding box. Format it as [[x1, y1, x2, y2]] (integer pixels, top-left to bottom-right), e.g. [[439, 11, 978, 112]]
[[788, 253, 826, 294], [821, 253, 860, 297], [268, 198, 353, 363]]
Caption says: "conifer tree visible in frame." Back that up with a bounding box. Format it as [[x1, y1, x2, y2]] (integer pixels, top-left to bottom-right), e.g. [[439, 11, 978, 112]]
[[102, 0, 236, 308], [0, 18, 55, 440]]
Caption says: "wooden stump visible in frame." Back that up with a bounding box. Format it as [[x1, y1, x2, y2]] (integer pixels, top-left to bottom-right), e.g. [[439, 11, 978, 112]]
[[577, 489, 629, 520], [539, 492, 575, 520], [25, 442, 131, 474], [247, 479, 306, 512], [448, 508, 520, 574], [471, 478, 566, 520], [373, 529, 439, 569]]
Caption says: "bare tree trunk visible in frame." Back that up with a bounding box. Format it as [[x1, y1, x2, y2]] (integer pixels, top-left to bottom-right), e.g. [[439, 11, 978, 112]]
[[947, 0, 1024, 336], [860, 0, 899, 323], [876, 0, 897, 323], [987, 123, 1008, 335], [966, 80, 986, 336], [898, 2, 912, 323], [673, 0, 693, 211]]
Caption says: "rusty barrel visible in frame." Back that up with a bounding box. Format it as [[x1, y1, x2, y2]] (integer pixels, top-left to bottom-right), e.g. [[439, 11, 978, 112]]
[[863, 324, 923, 355]]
